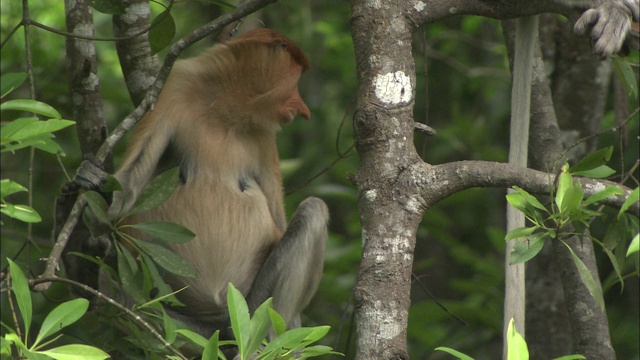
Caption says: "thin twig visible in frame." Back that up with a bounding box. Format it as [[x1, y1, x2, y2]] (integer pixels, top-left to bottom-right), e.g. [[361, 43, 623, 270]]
[[31, 276, 187, 360]]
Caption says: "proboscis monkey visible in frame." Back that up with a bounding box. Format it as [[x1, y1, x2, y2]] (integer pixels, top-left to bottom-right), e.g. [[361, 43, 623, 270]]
[[505, 1, 637, 357], [109, 28, 328, 339]]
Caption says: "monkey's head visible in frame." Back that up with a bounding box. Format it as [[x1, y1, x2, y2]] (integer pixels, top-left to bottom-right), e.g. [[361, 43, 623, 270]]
[[223, 28, 311, 125]]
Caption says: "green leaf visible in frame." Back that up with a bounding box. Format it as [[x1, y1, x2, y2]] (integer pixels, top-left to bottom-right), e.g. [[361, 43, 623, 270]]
[[1, 117, 74, 144], [506, 318, 528, 360], [1, 203, 42, 223], [603, 247, 624, 293], [434, 347, 475, 360], [268, 307, 287, 336], [150, 10, 175, 54], [34, 299, 89, 346], [134, 240, 196, 277], [129, 167, 180, 216], [128, 221, 195, 244], [619, 187, 639, 219], [37, 344, 110, 360], [176, 329, 208, 348], [569, 147, 613, 174], [228, 283, 251, 357], [512, 186, 547, 212], [505, 226, 536, 242], [86, 0, 125, 14], [1, 99, 62, 118], [160, 307, 177, 343], [202, 330, 220, 360], [7, 259, 32, 341], [261, 326, 331, 356], [246, 298, 273, 357], [510, 233, 546, 264], [300, 345, 343, 358], [81, 191, 111, 228], [571, 165, 615, 179], [614, 57, 638, 98], [626, 234, 639, 258], [116, 244, 146, 304], [1, 117, 37, 140], [552, 355, 585, 360], [1, 73, 27, 98], [555, 169, 573, 210], [1, 179, 28, 198], [584, 185, 624, 206], [563, 242, 605, 313], [559, 179, 583, 215]]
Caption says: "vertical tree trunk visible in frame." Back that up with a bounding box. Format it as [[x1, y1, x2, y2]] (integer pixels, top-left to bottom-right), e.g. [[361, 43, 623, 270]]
[[350, 1, 423, 358]]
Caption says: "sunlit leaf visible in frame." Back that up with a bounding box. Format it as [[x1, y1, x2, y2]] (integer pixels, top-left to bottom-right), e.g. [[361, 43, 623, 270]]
[[506, 318, 528, 360], [1, 99, 62, 118], [434, 347, 475, 360], [38, 344, 110, 360], [0, 179, 27, 198]]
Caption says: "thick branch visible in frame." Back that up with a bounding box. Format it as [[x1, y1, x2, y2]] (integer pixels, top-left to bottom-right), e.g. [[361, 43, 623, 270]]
[[417, 160, 638, 215], [409, 0, 577, 27], [113, 0, 160, 107]]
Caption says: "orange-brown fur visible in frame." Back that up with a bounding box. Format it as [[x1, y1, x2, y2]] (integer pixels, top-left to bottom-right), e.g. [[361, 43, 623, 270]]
[[110, 29, 326, 327]]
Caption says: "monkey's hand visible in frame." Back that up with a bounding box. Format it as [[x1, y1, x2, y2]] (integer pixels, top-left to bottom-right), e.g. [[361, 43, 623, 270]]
[[74, 154, 108, 191], [574, 0, 640, 57]]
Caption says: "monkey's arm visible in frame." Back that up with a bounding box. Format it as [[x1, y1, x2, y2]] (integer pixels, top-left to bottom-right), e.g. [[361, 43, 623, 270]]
[[109, 111, 175, 218], [575, 0, 639, 56]]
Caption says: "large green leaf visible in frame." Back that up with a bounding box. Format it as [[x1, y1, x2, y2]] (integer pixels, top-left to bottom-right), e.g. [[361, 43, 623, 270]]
[[129, 167, 180, 216], [134, 240, 196, 277], [149, 10, 175, 54], [228, 283, 251, 357], [563, 242, 605, 313], [128, 221, 195, 244], [1, 99, 61, 119], [7, 259, 32, 341], [38, 344, 110, 360], [1, 72, 27, 97], [35, 299, 89, 346]]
